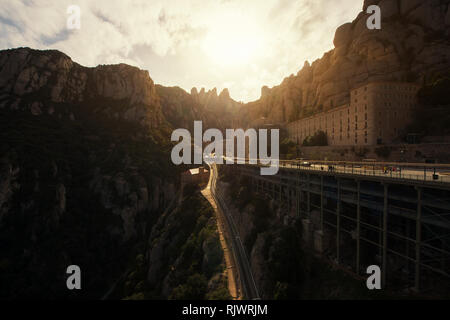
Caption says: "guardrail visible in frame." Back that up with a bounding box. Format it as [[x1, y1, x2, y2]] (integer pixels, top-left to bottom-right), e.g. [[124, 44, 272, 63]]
[[278, 161, 450, 184], [218, 157, 450, 185]]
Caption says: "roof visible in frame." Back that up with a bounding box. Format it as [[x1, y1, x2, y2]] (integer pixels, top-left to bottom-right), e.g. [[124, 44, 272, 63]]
[[187, 168, 208, 175]]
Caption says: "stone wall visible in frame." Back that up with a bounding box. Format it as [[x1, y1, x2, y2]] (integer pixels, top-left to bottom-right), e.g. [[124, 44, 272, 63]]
[[298, 143, 450, 163]]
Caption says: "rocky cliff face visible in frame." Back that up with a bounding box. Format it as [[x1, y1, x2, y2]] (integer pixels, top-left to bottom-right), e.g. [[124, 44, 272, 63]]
[[0, 46, 237, 299], [0, 48, 183, 299], [0, 47, 164, 128], [193, 87, 242, 116], [156, 84, 242, 132], [240, 0, 450, 125]]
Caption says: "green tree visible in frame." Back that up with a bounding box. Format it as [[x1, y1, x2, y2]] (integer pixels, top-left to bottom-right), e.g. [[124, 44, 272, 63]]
[[303, 131, 328, 146], [169, 273, 208, 300]]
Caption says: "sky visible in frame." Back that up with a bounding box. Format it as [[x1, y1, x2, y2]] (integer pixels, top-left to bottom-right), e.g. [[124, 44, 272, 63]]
[[0, 0, 362, 102]]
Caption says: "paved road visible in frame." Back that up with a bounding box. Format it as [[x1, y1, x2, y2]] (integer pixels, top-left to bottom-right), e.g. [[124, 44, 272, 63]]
[[206, 161, 260, 300], [280, 162, 450, 184], [221, 156, 450, 184]]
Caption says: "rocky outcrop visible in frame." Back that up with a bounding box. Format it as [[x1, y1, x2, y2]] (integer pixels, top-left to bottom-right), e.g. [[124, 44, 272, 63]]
[[0, 48, 184, 299], [0, 47, 163, 129], [0, 156, 20, 224], [145, 189, 227, 299], [239, 0, 450, 125], [157, 84, 242, 130]]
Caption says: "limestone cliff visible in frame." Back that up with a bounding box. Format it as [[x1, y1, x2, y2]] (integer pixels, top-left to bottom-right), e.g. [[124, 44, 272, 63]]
[[0, 48, 181, 299], [0, 46, 235, 299], [239, 0, 450, 125], [0, 47, 164, 129]]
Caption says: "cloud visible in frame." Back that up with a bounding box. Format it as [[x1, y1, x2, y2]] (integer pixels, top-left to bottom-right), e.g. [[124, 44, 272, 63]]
[[0, 0, 362, 102]]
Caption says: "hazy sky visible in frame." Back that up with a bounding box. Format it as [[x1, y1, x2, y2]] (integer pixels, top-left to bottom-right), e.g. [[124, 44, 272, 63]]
[[0, 0, 362, 102]]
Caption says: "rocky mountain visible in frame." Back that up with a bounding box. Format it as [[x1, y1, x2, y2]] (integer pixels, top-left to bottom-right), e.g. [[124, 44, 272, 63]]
[[0, 47, 229, 299], [192, 87, 242, 125], [156, 85, 240, 132], [239, 0, 450, 126], [0, 48, 164, 129]]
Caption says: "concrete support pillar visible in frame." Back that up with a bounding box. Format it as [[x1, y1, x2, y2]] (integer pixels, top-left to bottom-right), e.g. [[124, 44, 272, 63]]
[[302, 218, 312, 245], [298, 174, 303, 218], [356, 180, 361, 275], [307, 174, 311, 217], [314, 230, 324, 254], [382, 184, 389, 288], [288, 184, 291, 213], [296, 173, 300, 218], [320, 176, 324, 231], [337, 179, 341, 263], [415, 187, 422, 292]]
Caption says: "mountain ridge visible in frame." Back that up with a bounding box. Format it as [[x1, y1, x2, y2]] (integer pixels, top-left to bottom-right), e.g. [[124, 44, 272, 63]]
[[239, 0, 450, 126]]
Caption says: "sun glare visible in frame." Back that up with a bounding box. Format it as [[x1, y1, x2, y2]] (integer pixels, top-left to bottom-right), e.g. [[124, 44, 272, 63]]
[[202, 13, 264, 68]]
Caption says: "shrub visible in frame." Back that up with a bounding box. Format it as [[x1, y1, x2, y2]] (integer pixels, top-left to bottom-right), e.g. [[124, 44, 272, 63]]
[[302, 131, 328, 147]]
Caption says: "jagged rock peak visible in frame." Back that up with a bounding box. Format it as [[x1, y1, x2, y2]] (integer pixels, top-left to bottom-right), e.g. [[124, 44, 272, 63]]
[[261, 86, 270, 99], [219, 88, 230, 99]]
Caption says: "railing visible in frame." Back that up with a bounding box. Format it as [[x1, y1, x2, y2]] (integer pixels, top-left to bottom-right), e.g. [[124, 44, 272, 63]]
[[218, 157, 450, 185], [278, 161, 450, 184]]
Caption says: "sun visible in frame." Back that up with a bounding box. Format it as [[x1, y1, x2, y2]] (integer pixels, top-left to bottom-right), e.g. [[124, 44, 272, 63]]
[[202, 12, 264, 68]]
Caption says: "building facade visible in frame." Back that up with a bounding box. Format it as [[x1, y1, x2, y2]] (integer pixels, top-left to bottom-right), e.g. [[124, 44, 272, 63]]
[[287, 82, 421, 146]]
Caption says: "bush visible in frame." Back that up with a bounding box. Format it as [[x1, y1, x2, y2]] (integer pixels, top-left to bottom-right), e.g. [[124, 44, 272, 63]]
[[169, 274, 208, 300], [302, 131, 328, 147]]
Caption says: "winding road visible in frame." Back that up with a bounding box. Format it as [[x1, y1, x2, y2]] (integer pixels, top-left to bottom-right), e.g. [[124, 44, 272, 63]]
[[204, 161, 260, 300]]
